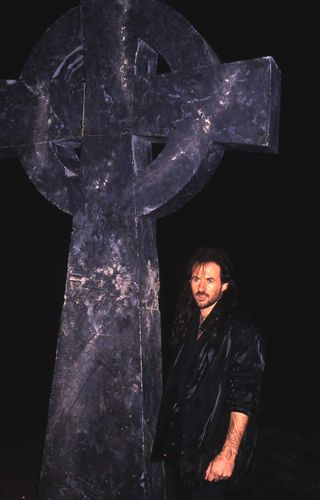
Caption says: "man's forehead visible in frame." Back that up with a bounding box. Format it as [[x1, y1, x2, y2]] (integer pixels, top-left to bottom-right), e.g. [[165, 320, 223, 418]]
[[191, 261, 221, 276]]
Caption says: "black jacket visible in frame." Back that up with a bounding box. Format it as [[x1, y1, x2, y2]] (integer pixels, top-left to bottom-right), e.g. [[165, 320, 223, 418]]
[[152, 298, 265, 491]]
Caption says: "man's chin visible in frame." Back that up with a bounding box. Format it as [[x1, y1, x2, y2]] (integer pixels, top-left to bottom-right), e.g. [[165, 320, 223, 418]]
[[195, 298, 218, 310], [196, 300, 211, 309]]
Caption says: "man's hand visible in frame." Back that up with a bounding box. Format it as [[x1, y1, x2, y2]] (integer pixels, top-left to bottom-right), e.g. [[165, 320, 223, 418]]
[[204, 449, 236, 482], [204, 411, 249, 482]]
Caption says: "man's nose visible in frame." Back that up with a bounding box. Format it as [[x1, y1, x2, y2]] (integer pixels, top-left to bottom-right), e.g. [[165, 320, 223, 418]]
[[198, 279, 206, 292]]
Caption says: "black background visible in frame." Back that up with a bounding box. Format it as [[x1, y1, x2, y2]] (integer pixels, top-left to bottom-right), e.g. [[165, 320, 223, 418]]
[[0, 1, 319, 498]]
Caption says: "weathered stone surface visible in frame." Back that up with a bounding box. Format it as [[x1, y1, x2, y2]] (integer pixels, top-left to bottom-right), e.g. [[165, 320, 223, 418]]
[[0, 0, 280, 498]]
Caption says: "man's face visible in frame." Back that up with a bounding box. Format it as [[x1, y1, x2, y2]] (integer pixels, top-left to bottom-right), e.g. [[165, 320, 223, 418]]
[[190, 261, 229, 314]]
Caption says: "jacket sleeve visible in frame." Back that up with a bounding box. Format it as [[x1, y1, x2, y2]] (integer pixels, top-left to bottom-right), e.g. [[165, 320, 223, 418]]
[[228, 321, 265, 417]]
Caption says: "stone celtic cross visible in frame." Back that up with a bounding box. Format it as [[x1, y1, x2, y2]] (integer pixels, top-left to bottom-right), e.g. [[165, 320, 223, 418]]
[[0, 0, 280, 498]]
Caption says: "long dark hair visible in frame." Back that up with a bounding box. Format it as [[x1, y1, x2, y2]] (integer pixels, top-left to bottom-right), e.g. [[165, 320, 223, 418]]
[[171, 247, 237, 348]]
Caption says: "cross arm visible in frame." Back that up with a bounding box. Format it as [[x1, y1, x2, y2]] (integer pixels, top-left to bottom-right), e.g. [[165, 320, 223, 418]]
[[133, 56, 280, 153], [0, 79, 83, 156]]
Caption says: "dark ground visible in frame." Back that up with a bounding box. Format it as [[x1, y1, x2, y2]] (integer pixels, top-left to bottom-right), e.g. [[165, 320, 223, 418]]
[[1, 0, 320, 499], [1, 423, 320, 499]]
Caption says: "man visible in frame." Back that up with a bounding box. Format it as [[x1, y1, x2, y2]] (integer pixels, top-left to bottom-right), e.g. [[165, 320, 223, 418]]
[[152, 247, 265, 499]]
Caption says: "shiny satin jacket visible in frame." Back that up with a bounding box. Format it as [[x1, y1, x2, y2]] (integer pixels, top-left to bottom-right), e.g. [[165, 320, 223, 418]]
[[152, 298, 265, 490]]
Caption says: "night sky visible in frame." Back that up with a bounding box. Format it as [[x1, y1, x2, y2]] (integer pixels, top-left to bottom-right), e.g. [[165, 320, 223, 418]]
[[0, 0, 319, 497]]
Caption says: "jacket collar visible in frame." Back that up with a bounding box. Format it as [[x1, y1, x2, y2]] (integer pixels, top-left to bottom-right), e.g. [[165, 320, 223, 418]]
[[197, 295, 234, 344]]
